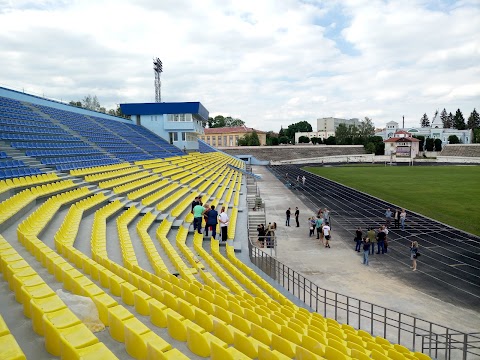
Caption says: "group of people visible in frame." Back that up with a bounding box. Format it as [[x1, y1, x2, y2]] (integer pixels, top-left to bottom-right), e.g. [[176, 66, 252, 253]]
[[294, 207, 332, 248], [285, 207, 300, 227], [385, 208, 407, 231], [257, 222, 277, 248], [191, 196, 229, 241]]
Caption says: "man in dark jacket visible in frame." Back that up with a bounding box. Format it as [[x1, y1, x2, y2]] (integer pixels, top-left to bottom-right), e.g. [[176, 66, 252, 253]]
[[286, 208, 291, 226], [205, 205, 218, 239], [295, 207, 300, 227]]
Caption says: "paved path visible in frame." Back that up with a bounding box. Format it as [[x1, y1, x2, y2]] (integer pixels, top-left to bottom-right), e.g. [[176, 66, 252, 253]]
[[252, 165, 480, 334]]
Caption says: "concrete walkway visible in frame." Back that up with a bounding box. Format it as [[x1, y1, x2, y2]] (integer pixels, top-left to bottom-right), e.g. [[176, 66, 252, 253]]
[[252, 165, 480, 334]]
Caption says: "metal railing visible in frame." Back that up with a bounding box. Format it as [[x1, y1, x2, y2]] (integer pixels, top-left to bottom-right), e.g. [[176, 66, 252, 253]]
[[248, 241, 480, 360]]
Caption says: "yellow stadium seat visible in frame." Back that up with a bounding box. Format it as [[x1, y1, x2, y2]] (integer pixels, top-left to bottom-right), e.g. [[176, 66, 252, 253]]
[[107, 305, 134, 342], [0, 334, 26, 360], [389, 349, 408, 360], [58, 323, 99, 360], [302, 335, 326, 357], [272, 333, 297, 358], [251, 322, 273, 346], [43, 308, 82, 356], [324, 345, 350, 360], [68, 342, 118, 360], [91, 292, 118, 326], [372, 349, 391, 360], [166, 310, 187, 341], [124, 317, 171, 360], [30, 295, 67, 336]]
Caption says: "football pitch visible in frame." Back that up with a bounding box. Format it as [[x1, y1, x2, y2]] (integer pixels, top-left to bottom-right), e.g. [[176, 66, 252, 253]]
[[303, 165, 480, 236]]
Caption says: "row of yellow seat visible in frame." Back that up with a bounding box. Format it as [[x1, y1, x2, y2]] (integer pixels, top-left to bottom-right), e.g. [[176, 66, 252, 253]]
[[0, 312, 25, 359], [99, 170, 151, 189], [84, 166, 140, 182], [117, 206, 142, 270], [0, 180, 77, 225], [0, 172, 59, 195], [70, 162, 130, 176], [113, 174, 160, 195], [0, 234, 118, 359]]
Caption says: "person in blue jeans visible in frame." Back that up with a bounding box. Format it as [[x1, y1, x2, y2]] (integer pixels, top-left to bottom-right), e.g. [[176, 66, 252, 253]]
[[376, 226, 386, 254], [354, 227, 363, 252], [193, 202, 205, 234], [362, 237, 371, 265], [205, 205, 218, 239], [400, 209, 407, 231]]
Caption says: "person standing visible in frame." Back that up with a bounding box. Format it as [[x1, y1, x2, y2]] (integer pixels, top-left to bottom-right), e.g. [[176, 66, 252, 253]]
[[323, 208, 330, 229], [308, 217, 316, 237], [323, 222, 331, 248], [191, 196, 201, 213], [302, 176, 306, 186], [410, 241, 419, 271], [385, 208, 392, 228], [394, 209, 400, 229], [295, 207, 300, 227], [362, 237, 371, 265], [367, 227, 377, 255], [193, 201, 205, 234], [205, 205, 218, 239], [315, 216, 323, 242], [257, 224, 265, 247], [376, 226, 386, 254], [218, 207, 229, 242], [354, 227, 363, 252], [400, 209, 407, 231], [285, 208, 291, 226], [268, 223, 277, 248], [384, 226, 389, 253]]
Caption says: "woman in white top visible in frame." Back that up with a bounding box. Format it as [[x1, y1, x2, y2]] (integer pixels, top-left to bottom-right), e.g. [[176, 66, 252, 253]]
[[400, 209, 407, 231], [322, 222, 331, 248], [218, 206, 229, 242]]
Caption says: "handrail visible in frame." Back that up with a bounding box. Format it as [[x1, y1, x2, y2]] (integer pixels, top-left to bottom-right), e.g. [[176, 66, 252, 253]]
[[247, 238, 480, 359]]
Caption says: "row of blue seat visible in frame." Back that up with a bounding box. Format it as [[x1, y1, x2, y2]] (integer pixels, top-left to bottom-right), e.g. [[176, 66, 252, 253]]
[[41, 155, 113, 165], [0, 113, 52, 123], [1, 134, 81, 141], [11, 142, 87, 149], [0, 160, 25, 169], [0, 118, 57, 128], [26, 149, 100, 157], [0, 152, 7, 159], [118, 154, 155, 161], [0, 125, 67, 135], [55, 158, 121, 171], [0, 167, 43, 180]]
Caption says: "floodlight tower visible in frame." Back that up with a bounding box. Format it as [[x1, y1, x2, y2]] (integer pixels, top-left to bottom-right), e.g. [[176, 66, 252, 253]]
[[153, 58, 163, 102]]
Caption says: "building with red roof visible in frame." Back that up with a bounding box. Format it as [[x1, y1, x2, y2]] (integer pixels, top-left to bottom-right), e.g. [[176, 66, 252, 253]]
[[384, 130, 420, 158], [199, 125, 267, 147]]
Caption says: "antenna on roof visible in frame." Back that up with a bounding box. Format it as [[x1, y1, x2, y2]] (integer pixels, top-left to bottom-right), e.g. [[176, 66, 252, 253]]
[[153, 58, 163, 102]]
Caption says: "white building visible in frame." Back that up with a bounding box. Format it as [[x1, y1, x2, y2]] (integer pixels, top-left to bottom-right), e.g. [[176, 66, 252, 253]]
[[376, 115, 473, 146], [295, 117, 360, 143], [384, 130, 420, 158]]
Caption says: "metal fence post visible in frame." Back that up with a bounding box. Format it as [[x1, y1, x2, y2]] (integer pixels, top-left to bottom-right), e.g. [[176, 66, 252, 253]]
[[463, 333, 468, 360]]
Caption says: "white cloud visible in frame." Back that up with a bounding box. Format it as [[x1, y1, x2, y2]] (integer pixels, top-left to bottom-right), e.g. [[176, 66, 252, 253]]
[[0, 0, 478, 131]]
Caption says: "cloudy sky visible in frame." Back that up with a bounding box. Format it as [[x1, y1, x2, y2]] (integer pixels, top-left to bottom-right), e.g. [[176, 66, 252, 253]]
[[1, 0, 479, 131]]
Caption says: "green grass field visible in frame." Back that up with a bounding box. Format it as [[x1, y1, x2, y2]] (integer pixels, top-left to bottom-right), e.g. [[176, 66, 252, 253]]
[[303, 165, 480, 236]]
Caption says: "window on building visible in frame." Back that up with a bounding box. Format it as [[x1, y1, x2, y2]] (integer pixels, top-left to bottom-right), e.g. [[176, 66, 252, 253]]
[[212, 137, 216, 146], [181, 132, 186, 141], [206, 136, 210, 144], [229, 136, 233, 146], [169, 132, 178, 144], [223, 136, 227, 146], [235, 135, 239, 145]]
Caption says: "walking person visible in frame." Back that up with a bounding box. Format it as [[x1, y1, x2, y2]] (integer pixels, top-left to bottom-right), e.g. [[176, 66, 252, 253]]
[[205, 205, 218, 239], [295, 207, 300, 227], [400, 209, 407, 231], [394, 209, 400, 229], [385, 208, 392, 228], [410, 241, 419, 271], [354, 227, 363, 252], [323, 222, 331, 248], [193, 201, 205, 234], [285, 208, 291, 226], [362, 237, 371, 265], [302, 176, 306, 186], [218, 206, 229, 242], [367, 227, 377, 255]]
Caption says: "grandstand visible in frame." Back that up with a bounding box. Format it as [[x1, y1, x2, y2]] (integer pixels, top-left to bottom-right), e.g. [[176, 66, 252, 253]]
[[439, 144, 480, 158], [222, 145, 366, 163], [0, 88, 447, 360]]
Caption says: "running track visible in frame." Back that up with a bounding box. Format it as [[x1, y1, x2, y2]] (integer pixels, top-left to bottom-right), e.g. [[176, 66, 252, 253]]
[[268, 164, 480, 312]]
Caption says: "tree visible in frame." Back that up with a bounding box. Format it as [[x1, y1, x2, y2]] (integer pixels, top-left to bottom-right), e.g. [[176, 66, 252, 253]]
[[358, 117, 375, 140], [238, 131, 260, 146], [269, 137, 279, 146], [448, 135, 460, 144], [447, 112, 454, 128], [278, 136, 289, 144], [207, 115, 226, 128], [467, 109, 480, 130], [434, 138, 442, 151], [413, 135, 425, 152], [324, 136, 336, 145], [69, 100, 82, 107], [82, 95, 101, 111], [266, 131, 279, 146], [364, 142, 376, 154], [298, 136, 310, 143], [453, 109, 466, 130], [284, 121, 313, 143], [474, 129, 480, 143], [335, 124, 350, 145], [420, 113, 430, 127], [440, 108, 449, 128], [425, 138, 434, 151], [225, 117, 245, 127], [311, 137, 322, 145]]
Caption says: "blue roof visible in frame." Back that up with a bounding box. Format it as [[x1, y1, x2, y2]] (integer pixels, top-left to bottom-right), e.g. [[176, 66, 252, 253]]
[[120, 102, 209, 121]]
